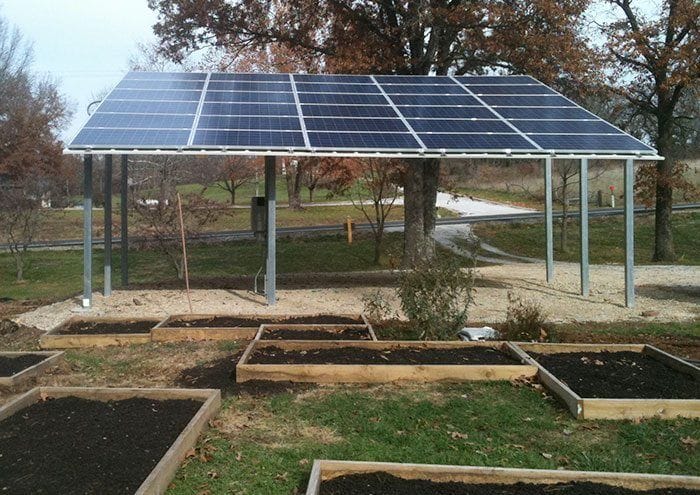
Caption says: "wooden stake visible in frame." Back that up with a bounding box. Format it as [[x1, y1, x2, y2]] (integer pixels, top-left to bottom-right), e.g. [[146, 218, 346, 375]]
[[346, 217, 353, 244], [176, 193, 193, 314]]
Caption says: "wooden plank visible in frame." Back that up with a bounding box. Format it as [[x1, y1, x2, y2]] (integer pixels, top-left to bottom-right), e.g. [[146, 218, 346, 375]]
[[306, 460, 700, 494], [150, 327, 258, 342], [237, 340, 537, 383], [0, 386, 221, 495], [255, 324, 375, 341], [644, 345, 700, 380], [40, 333, 151, 349], [0, 351, 64, 388], [512, 343, 700, 420]]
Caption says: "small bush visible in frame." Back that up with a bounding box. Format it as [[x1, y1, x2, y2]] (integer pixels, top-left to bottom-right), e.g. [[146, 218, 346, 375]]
[[361, 290, 394, 322], [397, 257, 474, 340], [502, 291, 549, 341]]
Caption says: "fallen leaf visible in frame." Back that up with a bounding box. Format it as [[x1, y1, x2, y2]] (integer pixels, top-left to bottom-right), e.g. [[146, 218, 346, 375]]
[[449, 431, 469, 440], [562, 429, 573, 436], [680, 437, 697, 448], [541, 452, 553, 459], [235, 452, 242, 461], [299, 459, 309, 466], [206, 471, 219, 479]]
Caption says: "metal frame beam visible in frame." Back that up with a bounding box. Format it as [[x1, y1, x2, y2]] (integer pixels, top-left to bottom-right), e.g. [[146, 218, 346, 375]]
[[624, 159, 635, 307], [82, 155, 93, 308], [104, 156, 112, 297], [579, 158, 589, 296], [544, 157, 554, 283], [120, 155, 129, 287], [264, 156, 277, 305]]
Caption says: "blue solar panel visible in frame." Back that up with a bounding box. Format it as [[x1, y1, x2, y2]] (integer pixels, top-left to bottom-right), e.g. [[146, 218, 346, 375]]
[[458, 76, 537, 85], [467, 85, 556, 95], [305, 118, 408, 132], [117, 79, 206, 91], [295, 82, 380, 94], [71, 128, 191, 147], [298, 93, 387, 105], [98, 100, 199, 114], [498, 107, 595, 119], [388, 94, 480, 106], [67, 71, 657, 155], [481, 95, 574, 107], [197, 115, 301, 131], [398, 106, 496, 119], [293, 74, 373, 83], [204, 91, 295, 103], [206, 81, 292, 92], [209, 73, 290, 82], [110, 89, 202, 101], [308, 132, 420, 149], [380, 84, 466, 95], [123, 71, 207, 81], [86, 113, 195, 129], [418, 133, 536, 150], [201, 102, 298, 116], [302, 105, 397, 118], [530, 134, 654, 151], [407, 119, 512, 133], [512, 120, 620, 134], [193, 130, 305, 147]]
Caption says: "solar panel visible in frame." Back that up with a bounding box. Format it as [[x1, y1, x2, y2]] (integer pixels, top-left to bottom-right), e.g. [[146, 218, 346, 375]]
[[66, 71, 657, 156]]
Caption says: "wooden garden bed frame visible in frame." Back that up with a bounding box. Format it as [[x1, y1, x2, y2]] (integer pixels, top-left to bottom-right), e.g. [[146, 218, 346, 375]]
[[254, 323, 377, 341], [0, 351, 64, 388], [511, 343, 700, 420], [39, 316, 165, 349], [0, 386, 221, 495], [151, 313, 371, 342], [305, 460, 700, 494], [236, 340, 536, 383]]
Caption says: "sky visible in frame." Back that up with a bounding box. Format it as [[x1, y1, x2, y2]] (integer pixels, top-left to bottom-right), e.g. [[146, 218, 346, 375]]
[[1, 0, 158, 141]]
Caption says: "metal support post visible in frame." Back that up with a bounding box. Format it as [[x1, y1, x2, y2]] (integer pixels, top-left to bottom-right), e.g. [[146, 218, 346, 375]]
[[120, 155, 128, 287], [82, 155, 93, 308], [264, 156, 277, 305], [104, 156, 112, 297], [579, 158, 589, 296], [624, 159, 635, 307], [544, 157, 554, 283]]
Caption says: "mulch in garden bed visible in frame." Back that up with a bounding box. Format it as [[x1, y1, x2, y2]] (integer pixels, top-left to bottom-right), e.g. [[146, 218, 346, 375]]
[[0, 354, 46, 376], [56, 319, 157, 335], [261, 327, 371, 341], [168, 314, 364, 328], [0, 396, 202, 494], [531, 351, 699, 399], [320, 472, 698, 495], [249, 345, 518, 365]]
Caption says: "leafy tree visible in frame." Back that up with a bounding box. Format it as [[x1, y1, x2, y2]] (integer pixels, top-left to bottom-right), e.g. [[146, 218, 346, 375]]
[[599, 0, 699, 261], [212, 156, 260, 205], [147, 0, 596, 266]]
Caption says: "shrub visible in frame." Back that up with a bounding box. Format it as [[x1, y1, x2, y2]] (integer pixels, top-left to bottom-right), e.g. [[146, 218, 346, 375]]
[[361, 289, 394, 322], [502, 291, 549, 341], [397, 257, 474, 340]]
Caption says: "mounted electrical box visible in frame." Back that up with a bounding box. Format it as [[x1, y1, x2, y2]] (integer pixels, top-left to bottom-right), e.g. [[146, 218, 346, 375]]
[[251, 196, 266, 242]]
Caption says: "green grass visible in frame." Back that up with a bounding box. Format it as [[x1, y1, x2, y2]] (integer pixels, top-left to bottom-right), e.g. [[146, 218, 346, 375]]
[[0, 232, 466, 302], [472, 212, 699, 265], [168, 383, 700, 493], [552, 321, 700, 339]]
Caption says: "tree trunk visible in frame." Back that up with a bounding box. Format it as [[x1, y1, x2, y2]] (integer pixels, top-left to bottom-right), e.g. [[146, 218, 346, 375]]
[[422, 158, 440, 259], [14, 252, 23, 282], [308, 187, 314, 202], [230, 187, 236, 206], [403, 160, 425, 267], [652, 123, 676, 261], [285, 161, 303, 210], [374, 230, 383, 264]]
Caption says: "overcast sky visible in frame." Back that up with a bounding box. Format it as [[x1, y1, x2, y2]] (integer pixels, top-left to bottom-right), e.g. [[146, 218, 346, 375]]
[[1, 0, 158, 141]]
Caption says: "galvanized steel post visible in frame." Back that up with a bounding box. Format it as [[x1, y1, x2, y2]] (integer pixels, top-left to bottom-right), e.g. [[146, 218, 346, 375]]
[[624, 159, 635, 307], [120, 155, 128, 287], [265, 156, 277, 305], [83, 155, 93, 308], [579, 158, 589, 296], [544, 157, 554, 283], [104, 155, 112, 297]]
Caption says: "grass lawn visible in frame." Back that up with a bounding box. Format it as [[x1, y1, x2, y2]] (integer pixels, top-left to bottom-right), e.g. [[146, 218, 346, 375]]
[[0, 232, 467, 302], [453, 186, 542, 210], [472, 212, 699, 265]]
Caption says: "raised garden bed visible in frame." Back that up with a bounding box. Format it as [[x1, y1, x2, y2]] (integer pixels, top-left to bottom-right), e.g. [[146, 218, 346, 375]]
[[236, 341, 536, 383], [152, 313, 370, 342], [0, 386, 220, 495], [255, 323, 377, 341], [511, 343, 700, 420], [306, 460, 700, 495], [0, 351, 64, 388], [40, 317, 164, 349]]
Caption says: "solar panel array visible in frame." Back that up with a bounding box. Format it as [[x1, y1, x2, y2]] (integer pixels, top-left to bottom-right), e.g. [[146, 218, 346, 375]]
[[68, 71, 655, 155]]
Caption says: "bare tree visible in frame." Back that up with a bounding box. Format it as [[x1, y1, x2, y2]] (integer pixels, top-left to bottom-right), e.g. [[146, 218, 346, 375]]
[[351, 158, 402, 263], [211, 156, 259, 205], [0, 181, 43, 281]]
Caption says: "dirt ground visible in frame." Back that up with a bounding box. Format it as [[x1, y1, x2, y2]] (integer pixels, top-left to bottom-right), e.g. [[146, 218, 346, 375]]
[[10, 262, 698, 332]]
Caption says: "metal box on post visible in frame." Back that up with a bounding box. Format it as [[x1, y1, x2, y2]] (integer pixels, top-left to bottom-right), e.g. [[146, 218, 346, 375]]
[[251, 196, 266, 242]]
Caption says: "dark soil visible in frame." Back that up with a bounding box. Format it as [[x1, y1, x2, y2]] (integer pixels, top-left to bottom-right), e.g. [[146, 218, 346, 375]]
[[0, 354, 46, 376], [167, 314, 363, 328], [0, 396, 202, 494], [320, 472, 700, 495], [262, 327, 371, 340], [56, 319, 157, 335], [532, 351, 699, 399], [249, 345, 519, 365], [176, 353, 314, 397]]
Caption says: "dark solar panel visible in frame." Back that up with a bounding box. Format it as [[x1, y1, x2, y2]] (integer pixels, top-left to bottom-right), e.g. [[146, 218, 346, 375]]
[[67, 71, 657, 155]]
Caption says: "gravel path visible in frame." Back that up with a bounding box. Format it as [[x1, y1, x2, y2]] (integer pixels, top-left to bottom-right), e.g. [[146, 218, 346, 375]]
[[14, 263, 698, 331]]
